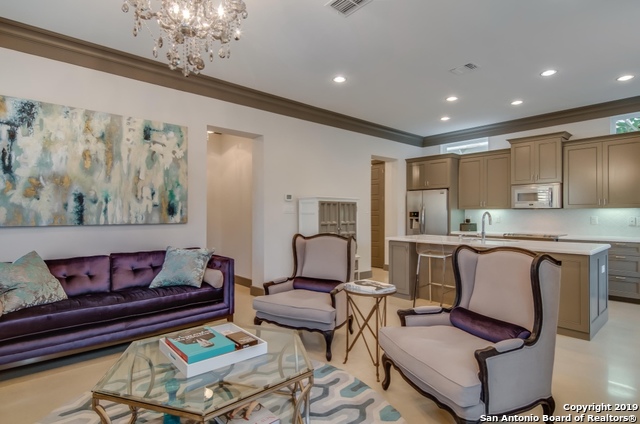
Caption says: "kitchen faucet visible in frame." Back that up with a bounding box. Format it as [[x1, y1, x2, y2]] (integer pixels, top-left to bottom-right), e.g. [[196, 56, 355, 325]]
[[481, 211, 492, 243]]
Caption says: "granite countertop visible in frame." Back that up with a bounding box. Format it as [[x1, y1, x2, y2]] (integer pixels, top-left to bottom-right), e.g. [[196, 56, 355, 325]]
[[386, 234, 610, 256], [450, 230, 640, 243]]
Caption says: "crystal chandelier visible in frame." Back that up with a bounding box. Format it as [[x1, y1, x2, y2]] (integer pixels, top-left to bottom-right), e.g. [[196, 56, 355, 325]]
[[122, 0, 248, 76]]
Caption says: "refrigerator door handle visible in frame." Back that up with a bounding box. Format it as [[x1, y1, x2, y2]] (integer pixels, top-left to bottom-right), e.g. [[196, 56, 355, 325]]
[[420, 205, 426, 234]]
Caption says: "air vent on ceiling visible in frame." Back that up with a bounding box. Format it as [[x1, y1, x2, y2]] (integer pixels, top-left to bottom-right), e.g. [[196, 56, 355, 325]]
[[449, 63, 481, 75], [326, 0, 373, 17]]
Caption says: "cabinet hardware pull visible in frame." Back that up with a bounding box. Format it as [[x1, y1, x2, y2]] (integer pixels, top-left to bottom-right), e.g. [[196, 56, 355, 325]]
[[614, 256, 627, 259], [615, 243, 627, 246], [614, 276, 627, 280]]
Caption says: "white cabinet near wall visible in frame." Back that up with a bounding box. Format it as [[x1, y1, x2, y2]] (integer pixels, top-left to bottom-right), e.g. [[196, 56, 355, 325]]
[[298, 197, 358, 240]]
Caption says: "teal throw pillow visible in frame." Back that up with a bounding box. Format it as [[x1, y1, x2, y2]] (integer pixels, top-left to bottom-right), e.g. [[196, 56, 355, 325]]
[[149, 247, 214, 288], [0, 251, 68, 315]]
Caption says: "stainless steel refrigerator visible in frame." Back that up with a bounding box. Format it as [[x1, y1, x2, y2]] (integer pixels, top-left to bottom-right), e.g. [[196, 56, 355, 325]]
[[406, 189, 449, 235]]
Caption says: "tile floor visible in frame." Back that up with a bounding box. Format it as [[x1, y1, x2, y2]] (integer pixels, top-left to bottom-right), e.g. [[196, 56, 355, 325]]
[[0, 269, 639, 423]]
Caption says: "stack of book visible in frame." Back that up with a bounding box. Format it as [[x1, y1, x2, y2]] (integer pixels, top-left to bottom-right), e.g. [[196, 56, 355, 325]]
[[159, 323, 267, 378], [345, 279, 396, 294]]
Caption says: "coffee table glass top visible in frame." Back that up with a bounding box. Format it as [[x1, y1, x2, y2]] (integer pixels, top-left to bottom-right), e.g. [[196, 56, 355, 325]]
[[92, 324, 311, 419]]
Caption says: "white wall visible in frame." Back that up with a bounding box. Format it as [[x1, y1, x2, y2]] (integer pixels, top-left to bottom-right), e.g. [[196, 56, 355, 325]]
[[207, 133, 253, 280], [0, 48, 424, 286]]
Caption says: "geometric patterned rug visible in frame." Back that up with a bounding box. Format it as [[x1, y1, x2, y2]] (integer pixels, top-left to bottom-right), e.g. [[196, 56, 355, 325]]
[[37, 362, 406, 424]]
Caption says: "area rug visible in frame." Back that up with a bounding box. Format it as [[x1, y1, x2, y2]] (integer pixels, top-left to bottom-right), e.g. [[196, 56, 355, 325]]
[[37, 362, 406, 424]]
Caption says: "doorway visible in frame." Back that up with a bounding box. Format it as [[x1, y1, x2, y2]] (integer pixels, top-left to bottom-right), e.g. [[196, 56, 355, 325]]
[[371, 160, 385, 268]]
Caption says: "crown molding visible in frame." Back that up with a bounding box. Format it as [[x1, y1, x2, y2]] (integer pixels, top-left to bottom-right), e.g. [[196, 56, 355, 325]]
[[421, 96, 640, 146], [3, 17, 639, 149], [0, 17, 424, 147]]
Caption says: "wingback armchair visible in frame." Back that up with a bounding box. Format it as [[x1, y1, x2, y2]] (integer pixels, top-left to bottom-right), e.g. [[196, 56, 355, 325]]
[[253, 233, 356, 361], [379, 245, 562, 423]]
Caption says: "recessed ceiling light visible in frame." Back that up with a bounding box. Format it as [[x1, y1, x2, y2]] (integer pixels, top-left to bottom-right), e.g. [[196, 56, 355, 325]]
[[332, 76, 347, 83], [511, 100, 523, 106], [540, 69, 557, 77], [440, 116, 450, 121], [446, 96, 458, 102], [617, 75, 634, 82]]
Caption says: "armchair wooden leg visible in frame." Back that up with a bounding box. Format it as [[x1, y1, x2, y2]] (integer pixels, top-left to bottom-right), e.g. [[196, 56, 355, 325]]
[[322, 330, 334, 361], [348, 315, 354, 334], [381, 354, 392, 390], [542, 397, 556, 423]]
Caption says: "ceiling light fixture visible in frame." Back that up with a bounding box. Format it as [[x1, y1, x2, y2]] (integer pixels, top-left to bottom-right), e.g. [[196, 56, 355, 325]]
[[446, 96, 458, 102], [617, 75, 634, 82], [540, 69, 557, 77], [441, 116, 450, 121], [122, 0, 248, 77], [511, 100, 523, 106], [333, 76, 347, 83]]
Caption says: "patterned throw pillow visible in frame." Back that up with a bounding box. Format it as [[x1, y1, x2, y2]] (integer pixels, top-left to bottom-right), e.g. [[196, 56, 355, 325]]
[[149, 247, 214, 288], [0, 251, 68, 315]]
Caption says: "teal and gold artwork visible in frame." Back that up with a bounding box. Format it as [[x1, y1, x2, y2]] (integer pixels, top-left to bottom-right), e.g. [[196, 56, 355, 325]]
[[0, 95, 187, 226]]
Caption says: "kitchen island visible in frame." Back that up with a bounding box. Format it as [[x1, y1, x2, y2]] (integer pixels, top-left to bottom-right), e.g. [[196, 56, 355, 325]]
[[387, 235, 611, 340]]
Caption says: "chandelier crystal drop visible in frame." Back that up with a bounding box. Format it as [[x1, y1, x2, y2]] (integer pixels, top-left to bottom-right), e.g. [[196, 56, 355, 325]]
[[122, 0, 248, 76]]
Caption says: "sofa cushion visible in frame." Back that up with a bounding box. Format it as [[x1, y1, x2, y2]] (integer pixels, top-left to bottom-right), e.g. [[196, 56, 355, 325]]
[[253, 289, 336, 327], [0, 251, 68, 315], [111, 250, 166, 291], [0, 285, 223, 343], [450, 307, 531, 343], [149, 247, 213, 288], [379, 325, 492, 408], [45, 255, 111, 297]]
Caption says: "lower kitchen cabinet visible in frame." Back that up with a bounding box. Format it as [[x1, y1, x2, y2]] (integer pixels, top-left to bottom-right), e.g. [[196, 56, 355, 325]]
[[549, 251, 609, 340], [388, 241, 417, 300], [608, 241, 640, 301]]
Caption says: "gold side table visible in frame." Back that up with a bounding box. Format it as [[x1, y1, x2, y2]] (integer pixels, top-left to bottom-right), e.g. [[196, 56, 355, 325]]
[[343, 280, 396, 382]]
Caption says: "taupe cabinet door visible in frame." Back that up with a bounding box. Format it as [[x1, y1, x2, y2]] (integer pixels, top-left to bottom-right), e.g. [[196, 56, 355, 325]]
[[407, 158, 452, 190], [458, 151, 510, 209], [564, 133, 640, 208], [509, 132, 569, 185]]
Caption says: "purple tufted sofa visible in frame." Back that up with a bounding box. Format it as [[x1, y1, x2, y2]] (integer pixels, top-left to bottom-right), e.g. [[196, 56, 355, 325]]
[[0, 249, 234, 370]]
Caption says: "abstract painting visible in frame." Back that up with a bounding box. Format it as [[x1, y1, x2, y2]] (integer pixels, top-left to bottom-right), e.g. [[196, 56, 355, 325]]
[[0, 95, 187, 226]]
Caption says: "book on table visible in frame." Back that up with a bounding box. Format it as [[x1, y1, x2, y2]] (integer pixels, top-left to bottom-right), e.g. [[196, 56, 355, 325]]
[[345, 279, 396, 294], [225, 330, 260, 349], [165, 326, 236, 364]]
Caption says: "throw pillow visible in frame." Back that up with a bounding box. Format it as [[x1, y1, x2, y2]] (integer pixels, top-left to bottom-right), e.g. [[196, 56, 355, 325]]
[[149, 247, 213, 289], [0, 251, 68, 315], [449, 306, 531, 343], [203, 268, 224, 289]]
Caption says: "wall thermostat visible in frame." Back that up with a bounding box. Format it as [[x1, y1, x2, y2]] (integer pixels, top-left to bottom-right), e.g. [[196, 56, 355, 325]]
[[284, 194, 293, 202]]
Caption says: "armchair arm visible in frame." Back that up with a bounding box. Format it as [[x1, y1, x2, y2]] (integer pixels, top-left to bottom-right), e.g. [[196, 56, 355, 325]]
[[263, 278, 294, 295], [474, 340, 552, 415], [330, 283, 348, 327], [398, 307, 451, 327]]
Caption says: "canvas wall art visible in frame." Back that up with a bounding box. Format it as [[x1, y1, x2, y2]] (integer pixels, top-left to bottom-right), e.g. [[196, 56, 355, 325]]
[[0, 95, 187, 226]]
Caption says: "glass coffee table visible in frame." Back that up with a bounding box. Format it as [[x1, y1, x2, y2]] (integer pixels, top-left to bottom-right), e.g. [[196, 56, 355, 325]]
[[92, 324, 313, 424]]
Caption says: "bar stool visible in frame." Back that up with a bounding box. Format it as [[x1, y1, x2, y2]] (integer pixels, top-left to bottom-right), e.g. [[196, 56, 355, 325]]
[[414, 242, 454, 307]]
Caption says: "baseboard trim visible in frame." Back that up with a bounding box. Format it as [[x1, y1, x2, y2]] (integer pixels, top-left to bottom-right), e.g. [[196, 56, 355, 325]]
[[235, 275, 252, 288], [359, 270, 373, 279], [250, 286, 265, 297]]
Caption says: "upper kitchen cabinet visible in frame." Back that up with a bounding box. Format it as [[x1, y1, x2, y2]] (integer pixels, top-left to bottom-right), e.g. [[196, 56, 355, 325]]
[[458, 149, 511, 209], [508, 132, 571, 185], [406, 155, 458, 190], [564, 132, 640, 208]]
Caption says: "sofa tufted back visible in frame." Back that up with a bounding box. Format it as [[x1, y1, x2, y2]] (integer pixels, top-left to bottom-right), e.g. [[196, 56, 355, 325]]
[[46, 255, 111, 297], [110, 250, 166, 291]]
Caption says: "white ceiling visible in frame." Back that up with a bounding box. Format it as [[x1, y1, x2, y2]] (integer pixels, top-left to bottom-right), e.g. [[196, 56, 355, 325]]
[[1, 0, 640, 141]]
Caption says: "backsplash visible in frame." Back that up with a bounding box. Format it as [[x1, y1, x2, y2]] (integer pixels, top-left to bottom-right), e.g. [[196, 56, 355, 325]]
[[461, 208, 640, 238]]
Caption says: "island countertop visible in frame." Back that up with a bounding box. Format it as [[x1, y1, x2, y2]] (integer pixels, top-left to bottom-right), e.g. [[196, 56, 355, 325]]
[[386, 234, 610, 256]]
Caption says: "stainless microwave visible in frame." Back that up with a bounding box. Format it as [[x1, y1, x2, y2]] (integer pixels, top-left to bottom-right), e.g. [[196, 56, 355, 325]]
[[512, 183, 562, 209]]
